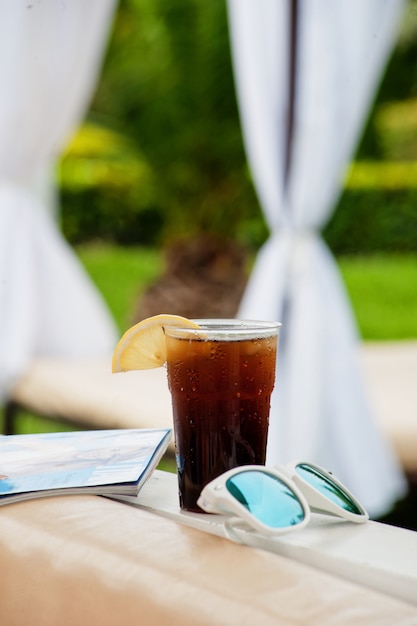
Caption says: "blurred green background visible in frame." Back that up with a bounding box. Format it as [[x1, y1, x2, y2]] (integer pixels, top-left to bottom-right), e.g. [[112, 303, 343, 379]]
[[2, 0, 417, 472], [59, 0, 417, 340]]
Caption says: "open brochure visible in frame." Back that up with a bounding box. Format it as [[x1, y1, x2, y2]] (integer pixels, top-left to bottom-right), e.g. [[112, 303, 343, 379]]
[[0, 428, 172, 505]]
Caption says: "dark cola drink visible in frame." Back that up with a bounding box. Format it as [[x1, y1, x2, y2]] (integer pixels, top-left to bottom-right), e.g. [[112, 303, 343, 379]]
[[165, 320, 280, 512]]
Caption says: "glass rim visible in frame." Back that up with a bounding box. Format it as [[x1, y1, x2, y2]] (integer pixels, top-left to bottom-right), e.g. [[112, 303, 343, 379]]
[[164, 318, 281, 340]]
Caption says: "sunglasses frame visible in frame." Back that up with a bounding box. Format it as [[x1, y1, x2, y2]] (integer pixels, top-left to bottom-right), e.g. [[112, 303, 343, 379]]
[[197, 462, 368, 537], [278, 461, 368, 523]]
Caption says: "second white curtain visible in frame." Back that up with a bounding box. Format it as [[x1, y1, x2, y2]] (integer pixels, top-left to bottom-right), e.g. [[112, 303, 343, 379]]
[[227, 0, 407, 516]]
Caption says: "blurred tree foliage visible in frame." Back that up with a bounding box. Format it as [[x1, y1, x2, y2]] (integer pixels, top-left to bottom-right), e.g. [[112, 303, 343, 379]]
[[59, 0, 417, 254], [60, 0, 266, 249], [355, 0, 417, 160]]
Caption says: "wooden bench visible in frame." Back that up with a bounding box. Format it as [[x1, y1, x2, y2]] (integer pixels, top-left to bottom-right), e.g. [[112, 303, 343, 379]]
[[359, 340, 417, 483], [4, 341, 417, 479], [4, 358, 174, 452]]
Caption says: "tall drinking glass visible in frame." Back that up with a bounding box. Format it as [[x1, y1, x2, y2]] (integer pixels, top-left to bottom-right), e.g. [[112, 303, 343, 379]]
[[165, 319, 280, 511]]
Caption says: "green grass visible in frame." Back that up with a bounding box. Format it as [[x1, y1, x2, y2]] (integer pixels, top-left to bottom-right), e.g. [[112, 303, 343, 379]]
[[77, 244, 417, 342], [339, 254, 417, 340], [9, 412, 78, 435], [2, 245, 416, 439], [76, 242, 164, 332]]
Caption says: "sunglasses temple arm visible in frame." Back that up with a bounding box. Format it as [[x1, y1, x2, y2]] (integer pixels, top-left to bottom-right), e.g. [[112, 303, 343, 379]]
[[274, 464, 368, 522], [297, 482, 368, 521]]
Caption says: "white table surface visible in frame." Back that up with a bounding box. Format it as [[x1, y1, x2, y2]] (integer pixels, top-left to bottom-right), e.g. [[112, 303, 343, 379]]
[[1, 474, 417, 625], [114, 469, 417, 608]]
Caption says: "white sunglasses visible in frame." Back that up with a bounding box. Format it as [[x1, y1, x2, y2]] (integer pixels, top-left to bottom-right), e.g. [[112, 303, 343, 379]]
[[197, 461, 369, 536]]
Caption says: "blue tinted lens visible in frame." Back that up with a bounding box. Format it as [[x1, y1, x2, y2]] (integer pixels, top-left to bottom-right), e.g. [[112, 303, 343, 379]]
[[295, 464, 362, 515], [226, 470, 305, 528]]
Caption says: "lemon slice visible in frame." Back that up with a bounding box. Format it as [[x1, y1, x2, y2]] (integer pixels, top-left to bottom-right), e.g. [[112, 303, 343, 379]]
[[112, 314, 200, 372]]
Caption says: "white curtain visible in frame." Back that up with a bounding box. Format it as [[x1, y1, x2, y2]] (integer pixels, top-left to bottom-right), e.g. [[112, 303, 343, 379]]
[[0, 0, 118, 401], [227, 0, 407, 516]]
